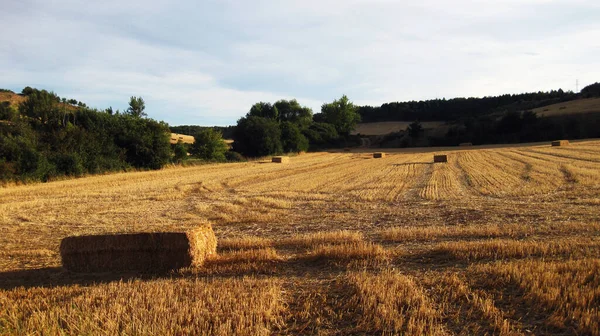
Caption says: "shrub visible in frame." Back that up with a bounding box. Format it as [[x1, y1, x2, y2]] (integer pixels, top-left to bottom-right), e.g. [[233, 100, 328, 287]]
[[281, 121, 309, 153], [225, 151, 246, 162], [233, 116, 282, 157], [190, 128, 228, 161]]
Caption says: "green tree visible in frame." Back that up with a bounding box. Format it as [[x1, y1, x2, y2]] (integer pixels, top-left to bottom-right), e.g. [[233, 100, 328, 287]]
[[274, 99, 313, 128], [248, 102, 279, 120], [407, 121, 423, 138], [126, 96, 146, 118], [280, 121, 309, 153], [581, 82, 600, 97], [114, 115, 172, 169], [172, 141, 188, 163], [18, 89, 63, 129], [233, 116, 282, 157], [190, 128, 228, 161], [320, 95, 361, 135], [0, 102, 17, 121]]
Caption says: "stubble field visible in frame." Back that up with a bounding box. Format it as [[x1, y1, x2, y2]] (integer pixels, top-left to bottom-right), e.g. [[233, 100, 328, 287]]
[[1, 140, 600, 335]]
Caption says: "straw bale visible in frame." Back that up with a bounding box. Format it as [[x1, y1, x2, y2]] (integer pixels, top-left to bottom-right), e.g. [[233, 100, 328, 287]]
[[434, 155, 448, 163], [272, 156, 290, 163], [60, 225, 216, 273], [551, 140, 569, 146], [373, 152, 386, 158]]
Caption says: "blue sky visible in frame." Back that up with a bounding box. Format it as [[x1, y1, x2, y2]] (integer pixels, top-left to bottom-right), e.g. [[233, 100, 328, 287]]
[[1, 0, 599, 126]]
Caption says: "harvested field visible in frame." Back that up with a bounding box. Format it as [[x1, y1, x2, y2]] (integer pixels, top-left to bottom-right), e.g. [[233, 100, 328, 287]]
[[2, 140, 600, 335]]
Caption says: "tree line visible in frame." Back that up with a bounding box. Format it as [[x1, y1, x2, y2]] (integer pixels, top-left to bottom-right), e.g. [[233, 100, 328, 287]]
[[1, 88, 362, 183], [0, 88, 173, 182], [357, 88, 586, 123]]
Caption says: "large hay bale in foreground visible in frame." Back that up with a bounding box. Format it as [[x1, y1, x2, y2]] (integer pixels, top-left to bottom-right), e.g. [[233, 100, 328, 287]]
[[272, 156, 290, 163], [434, 155, 448, 163], [373, 152, 386, 158], [60, 226, 217, 273], [551, 140, 569, 146]]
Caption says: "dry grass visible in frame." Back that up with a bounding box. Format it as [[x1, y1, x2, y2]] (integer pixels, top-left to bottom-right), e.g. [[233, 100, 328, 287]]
[[2, 140, 600, 334], [428, 238, 600, 262], [280, 230, 364, 249], [0, 277, 283, 335], [473, 259, 600, 335], [347, 270, 445, 335], [304, 242, 388, 265], [0, 91, 26, 107]]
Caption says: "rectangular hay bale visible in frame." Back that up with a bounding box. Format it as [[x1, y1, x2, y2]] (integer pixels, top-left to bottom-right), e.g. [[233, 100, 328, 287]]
[[272, 156, 290, 163], [373, 152, 386, 158], [551, 140, 569, 146], [434, 155, 448, 163], [60, 225, 217, 273]]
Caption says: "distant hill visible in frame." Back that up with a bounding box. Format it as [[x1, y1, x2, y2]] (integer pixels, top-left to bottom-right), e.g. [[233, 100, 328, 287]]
[[0, 91, 26, 107], [533, 98, 600, 117], [0, 90, 79, 112]]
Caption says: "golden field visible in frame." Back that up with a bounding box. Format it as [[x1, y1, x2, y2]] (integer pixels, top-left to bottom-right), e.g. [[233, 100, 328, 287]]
[[1, 140, 600, 335]]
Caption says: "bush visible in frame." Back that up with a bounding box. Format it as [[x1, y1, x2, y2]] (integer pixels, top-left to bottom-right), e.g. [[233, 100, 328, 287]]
[[190, 128, 228, 161], [281, 121, 309, 153], [50, 153, 84, 176], [172, 141, 188, 164], [303, 122, 339, 148], [225, 151, 246, 162], [233, 116, 282, 157]]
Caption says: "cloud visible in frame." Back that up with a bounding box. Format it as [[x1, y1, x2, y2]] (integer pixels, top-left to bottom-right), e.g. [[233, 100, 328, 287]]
[[1, 0, 599, 125]]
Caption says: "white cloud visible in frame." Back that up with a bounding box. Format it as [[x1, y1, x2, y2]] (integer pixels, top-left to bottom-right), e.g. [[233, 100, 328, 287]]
[[1, 0, 599, 124]]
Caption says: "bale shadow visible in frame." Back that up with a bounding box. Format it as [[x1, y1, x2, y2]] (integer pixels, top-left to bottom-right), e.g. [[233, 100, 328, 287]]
[[0, 254, 390, 290], [392, 162, 434, 166], [0, 267, 173, 290]]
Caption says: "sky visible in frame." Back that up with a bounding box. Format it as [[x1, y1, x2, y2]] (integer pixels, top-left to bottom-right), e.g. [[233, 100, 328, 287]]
[[1, 0, 599, 126]]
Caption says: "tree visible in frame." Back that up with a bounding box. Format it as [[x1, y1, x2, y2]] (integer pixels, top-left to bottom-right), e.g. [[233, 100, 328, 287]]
[[407, 121, 423, 138], [320, 95, 361, 135], [248, 102, 278, 120], [190, 128, 228, 161], [172, 141, 188, 163], [21, 86, 34, 96], [233, 116, 282, 157], [274, 99, 313, 128], [581, 82, 600, 97], [126, 96, 146, 118], [280, 121, 309, 153]]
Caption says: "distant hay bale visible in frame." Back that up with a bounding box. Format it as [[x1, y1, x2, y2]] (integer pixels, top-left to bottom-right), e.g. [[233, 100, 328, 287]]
[[551, 140, 569, 146], [459, 142, 473, 147], [272, 156, 290, 163], [343, 148, 351, 152], [169, 133, 195, 145], [434, 155, 448, 163], [373, 152, 386, 158], [60, 226, 217, 273]]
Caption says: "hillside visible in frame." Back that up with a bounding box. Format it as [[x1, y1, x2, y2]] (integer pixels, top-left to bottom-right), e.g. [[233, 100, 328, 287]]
[[533, 97, 600, 117], [0, 91, 26, 106]]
